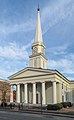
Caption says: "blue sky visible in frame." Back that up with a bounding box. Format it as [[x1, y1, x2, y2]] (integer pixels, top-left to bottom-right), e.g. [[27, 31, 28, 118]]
[[0, 0, 74, 80]]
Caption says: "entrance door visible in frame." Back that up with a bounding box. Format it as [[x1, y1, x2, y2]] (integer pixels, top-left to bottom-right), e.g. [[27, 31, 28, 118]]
[[62, 95, 64, 102], [36, 93, 38, 104]]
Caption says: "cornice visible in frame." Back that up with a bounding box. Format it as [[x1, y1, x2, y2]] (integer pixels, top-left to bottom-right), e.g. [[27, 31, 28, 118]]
[[29, 53, 47, 60], [32, 42, 46, 49], [9, 73, 54, 80], [8, 67, 72, 84]]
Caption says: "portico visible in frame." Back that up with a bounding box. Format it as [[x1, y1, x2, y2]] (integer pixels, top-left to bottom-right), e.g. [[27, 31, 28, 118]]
[[10, 76, 62, 104]]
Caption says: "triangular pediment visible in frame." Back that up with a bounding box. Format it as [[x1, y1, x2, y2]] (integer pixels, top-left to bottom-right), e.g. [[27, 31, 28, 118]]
[[9, 67, 54, 80]]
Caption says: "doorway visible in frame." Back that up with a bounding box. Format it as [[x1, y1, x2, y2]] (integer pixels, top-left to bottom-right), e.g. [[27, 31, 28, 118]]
[[36, 93, 38, 104]]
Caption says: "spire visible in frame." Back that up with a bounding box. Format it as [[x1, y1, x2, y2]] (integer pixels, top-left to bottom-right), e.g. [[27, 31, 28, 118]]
[[37, 4, 40, 11], [34, 6, 43, 44]]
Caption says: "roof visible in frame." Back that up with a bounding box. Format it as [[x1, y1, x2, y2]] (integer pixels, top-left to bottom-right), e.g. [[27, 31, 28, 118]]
[[70, 80, 74, 83], [8, 67, 70, 83]]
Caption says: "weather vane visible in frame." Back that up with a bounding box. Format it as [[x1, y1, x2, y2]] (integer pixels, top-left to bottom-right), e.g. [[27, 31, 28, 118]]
[[38, 4, 40, 11]]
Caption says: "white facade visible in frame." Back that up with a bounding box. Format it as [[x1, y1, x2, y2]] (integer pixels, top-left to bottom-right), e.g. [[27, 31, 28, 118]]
[[9, 8, 74, 105]]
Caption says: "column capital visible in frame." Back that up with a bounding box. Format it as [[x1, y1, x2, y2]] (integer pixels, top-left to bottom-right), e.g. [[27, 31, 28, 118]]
[[59, 81, 62, 84], [51, 80, 56, 82], [41, 81, 46, 83], [16, 83, 20, 85], [32, 82, 36, 84], [31, 82, 37, 84], [24, 83, 27, 84]]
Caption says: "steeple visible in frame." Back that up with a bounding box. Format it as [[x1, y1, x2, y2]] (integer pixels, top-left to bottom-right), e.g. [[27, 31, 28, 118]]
[[29, 6, 47, 69], [34, 5, 43, 43]]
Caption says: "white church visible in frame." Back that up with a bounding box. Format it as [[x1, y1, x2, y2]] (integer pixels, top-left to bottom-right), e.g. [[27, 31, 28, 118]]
[[9, 7, 74, 105]]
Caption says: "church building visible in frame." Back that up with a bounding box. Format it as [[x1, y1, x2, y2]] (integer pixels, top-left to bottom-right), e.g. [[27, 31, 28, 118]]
[[9, 7, 74, 105]]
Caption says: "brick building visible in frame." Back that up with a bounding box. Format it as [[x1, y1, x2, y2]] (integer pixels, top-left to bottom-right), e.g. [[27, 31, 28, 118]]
[[0, 79, 10, 105]]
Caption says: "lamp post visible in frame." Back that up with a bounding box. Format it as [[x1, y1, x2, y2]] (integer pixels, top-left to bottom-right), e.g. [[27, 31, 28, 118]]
[[40, 83, 42, 114]]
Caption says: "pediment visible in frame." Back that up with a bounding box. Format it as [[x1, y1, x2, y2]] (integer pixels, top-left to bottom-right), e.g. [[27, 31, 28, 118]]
[[9, 67, 54, 80]]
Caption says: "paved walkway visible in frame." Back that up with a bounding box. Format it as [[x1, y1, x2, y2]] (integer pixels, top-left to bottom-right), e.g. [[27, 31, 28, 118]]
[[0, 106, 74, 118], [59, 106, 74, 112]]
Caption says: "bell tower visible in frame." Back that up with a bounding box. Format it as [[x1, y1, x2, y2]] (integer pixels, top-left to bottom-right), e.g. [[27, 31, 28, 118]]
[[29, 7, 47, 69]]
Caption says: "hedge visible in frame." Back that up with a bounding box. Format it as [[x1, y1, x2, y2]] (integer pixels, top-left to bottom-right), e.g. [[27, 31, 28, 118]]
[[47, 103, 63, 110], [47, 102, 72, 110], [61, 102, 72, 108]]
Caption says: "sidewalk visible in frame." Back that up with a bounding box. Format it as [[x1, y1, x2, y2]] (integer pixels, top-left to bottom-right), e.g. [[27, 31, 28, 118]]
[[0, 106, 74, 118], [58, 106, 74, 116]]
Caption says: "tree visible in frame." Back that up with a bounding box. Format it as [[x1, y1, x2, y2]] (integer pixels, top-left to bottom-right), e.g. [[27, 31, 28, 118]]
[[0, 81, 10, 107]]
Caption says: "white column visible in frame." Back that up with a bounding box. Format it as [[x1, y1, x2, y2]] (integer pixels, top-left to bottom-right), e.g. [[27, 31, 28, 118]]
[[33, 83, 36, 104], [52, 81, 57, 104], [10, 85, 13, 103], [69, 88, 72, 102], [42, 82, 46, 104], [17, 84, 20, 103], [24, 83, 28, 104], [58, 82, 62, 102]]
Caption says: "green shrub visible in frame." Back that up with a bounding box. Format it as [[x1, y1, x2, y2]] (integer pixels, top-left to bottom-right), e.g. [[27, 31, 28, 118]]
[[61, 102, 67, 108], [47, 103, 63, 110], [61, 102, 72, 108], [1, 102, 7, 107], [67, 102, 72, 107]]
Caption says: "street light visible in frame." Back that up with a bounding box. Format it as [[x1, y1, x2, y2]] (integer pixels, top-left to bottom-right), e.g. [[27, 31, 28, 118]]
[[40, 83, 42, 114]]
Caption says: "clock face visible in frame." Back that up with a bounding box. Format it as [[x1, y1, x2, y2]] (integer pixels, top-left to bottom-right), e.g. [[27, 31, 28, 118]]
[[33, 47, 38, 54]]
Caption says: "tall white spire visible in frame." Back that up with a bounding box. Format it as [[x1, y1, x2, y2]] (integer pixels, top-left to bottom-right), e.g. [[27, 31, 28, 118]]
[[34, 6, 43, 43], [29, 6, 47, 69]]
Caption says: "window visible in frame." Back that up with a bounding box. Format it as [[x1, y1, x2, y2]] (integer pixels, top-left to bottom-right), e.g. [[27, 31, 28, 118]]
[[42, 47, 44, 54], [62, 95, 64, 102], [34, 59, 37, 67], [33, 47, 38, 55], [66, 86, 67, 91], [43, 61, 45, 68], [62, 83, 63, 89]]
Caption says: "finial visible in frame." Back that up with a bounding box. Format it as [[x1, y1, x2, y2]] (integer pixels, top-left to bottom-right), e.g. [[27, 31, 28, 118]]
[[37, 4, 40, 11]]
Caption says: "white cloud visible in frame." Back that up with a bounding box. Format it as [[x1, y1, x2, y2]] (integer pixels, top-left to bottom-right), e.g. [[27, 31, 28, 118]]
[[47, 43, 69, 55], [41, 0, 74, 34], [0, 61, 29, 79], [0, 69, 12, 80], [0, 58, 29, 79], [48, 57, 74, 75], [0, 19, 35, 35], [67, 77, 74, 81], [0, 0, 73, 36], [48, 59, 70, 69], [0, 40, 33, 79], [0, 41, 33, 60], [23, 39, 34, 50], [65, 53, 74, 61]]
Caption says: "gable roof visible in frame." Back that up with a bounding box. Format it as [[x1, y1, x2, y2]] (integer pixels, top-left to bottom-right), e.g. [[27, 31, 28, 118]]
[[8, 67, 55, 80], [8, 67, 70, 83]]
